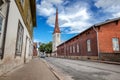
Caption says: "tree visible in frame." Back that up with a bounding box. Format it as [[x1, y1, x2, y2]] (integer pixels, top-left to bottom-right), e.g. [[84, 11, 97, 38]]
[[39, 43, 46, 52], [45, 42, 52, 53], [39, 42, 52, 54]]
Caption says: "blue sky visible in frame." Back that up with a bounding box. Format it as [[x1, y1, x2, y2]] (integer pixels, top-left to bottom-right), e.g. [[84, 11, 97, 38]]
[[34, 0, 120, 43]]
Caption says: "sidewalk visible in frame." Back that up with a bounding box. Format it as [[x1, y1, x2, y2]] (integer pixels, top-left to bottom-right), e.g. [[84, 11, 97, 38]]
[[0, 58, 58, 80]]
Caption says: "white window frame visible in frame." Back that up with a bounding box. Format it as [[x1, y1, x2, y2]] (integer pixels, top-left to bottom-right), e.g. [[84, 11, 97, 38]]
[[67, 46, 69, 52], [0, 14, 3, 33], [27, 6, 30, 24], [29, 20, 33, 32], [112, 38, 119, 51], [16, 21, 24, 56], [87, 39, 91, 52], [77, 44, 79, 53], [70, 46, 72, 53], [73, 45, 75, 53], [20, 0, 25, 7], [0, 0, 4, 8], [0, 12, 5, 59]]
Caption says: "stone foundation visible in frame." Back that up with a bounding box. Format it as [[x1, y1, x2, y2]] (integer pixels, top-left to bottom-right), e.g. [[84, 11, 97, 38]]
[[57, 55, 98, 60], [0, 60, 22, 76], [100, 53, 120, 62]]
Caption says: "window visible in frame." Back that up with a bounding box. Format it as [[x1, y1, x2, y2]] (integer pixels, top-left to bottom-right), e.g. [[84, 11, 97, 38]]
[[16, 21, 24, 56], [0, 0, 4, 7], [0, 15, 3, 32], [29, 41, 32, 56], [73, 45, 75, 53], [112, 38, 119, 51], [20, 0, 24, 7], [70, 46, 72, 53], [67, 47, 69, 52], [87, 39, 91, 52], [27, 8, 30, 24], [77, 44, 79, 53], [30, 22, 33, 31]]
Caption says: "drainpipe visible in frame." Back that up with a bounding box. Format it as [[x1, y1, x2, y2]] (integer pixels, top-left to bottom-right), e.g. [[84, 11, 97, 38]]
[[1, 0, 10, 59], [64, 42, 66, 58], [92, 25, 100, 60]]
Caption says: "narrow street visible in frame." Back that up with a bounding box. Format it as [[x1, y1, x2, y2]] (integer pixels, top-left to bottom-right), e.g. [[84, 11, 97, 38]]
[[45, 57, 120, 80], [0, 58, 58, 80]]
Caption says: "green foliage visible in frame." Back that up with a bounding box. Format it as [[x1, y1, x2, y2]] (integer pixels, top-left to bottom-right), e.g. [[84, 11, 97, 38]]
[[39, 42, 52, 54]]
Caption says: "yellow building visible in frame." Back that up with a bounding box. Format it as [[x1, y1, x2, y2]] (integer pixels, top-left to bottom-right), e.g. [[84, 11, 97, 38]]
[[15, 0, 36, 38]]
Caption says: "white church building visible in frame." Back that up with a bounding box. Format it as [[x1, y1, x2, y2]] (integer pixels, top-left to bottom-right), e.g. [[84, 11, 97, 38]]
[[52, 8, 61, 56]]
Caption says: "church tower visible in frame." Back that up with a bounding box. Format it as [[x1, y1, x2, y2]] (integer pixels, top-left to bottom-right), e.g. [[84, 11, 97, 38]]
[[52, 8, 61, 54]]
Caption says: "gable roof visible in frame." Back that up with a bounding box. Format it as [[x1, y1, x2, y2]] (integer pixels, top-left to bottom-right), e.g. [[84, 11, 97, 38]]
[[58, 17, 120, 47]]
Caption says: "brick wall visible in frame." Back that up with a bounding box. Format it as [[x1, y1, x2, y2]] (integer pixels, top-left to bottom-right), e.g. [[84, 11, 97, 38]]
[[57, 19, 120, 61], [98, 20, 120, 61], [98, 20, 120, 53], [57, 28, 98, 59]]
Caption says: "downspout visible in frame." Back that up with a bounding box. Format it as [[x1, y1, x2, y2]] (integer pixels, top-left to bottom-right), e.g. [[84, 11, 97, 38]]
[[92, 25, 100, 60], [1, 0, 10, 59], [64, 42, 66, 58]]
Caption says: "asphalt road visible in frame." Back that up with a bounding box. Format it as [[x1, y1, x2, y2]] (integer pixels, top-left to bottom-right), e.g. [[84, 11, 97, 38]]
[[45, 57, 120, 80]]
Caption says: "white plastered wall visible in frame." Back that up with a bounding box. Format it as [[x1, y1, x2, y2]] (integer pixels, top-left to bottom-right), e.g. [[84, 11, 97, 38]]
[[0, 0, 33, 75], [52, 33, 61, 52]]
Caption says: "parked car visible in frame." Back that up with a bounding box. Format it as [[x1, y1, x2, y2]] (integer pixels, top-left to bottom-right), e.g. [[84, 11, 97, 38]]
[[40, 53, 46, 58]]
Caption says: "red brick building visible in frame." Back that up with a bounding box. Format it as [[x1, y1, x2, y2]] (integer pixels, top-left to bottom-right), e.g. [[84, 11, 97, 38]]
[[57, 17, 120, 61], [33, 42, 38, 56]]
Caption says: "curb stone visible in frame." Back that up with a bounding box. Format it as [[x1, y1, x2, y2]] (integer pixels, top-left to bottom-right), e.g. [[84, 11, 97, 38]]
[[40, 58, 63, 80], [40, 58, 74, 80]]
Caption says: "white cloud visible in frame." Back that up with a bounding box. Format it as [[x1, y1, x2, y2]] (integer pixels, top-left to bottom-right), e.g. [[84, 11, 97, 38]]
[[37, 0, 56, 16], [95, 0, 120, 18], [46, 15, 55, 26], [63, 0, 70, 5], [36, 0, 64, 17], [60, 8, 89, 22], [113, 12, 120, 18], [34, 39, 41, 42], [37, 0, 93, 34], [37, 0, 120, 34], [46, 0, 63, 5], [46, 1, 92, 34]]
